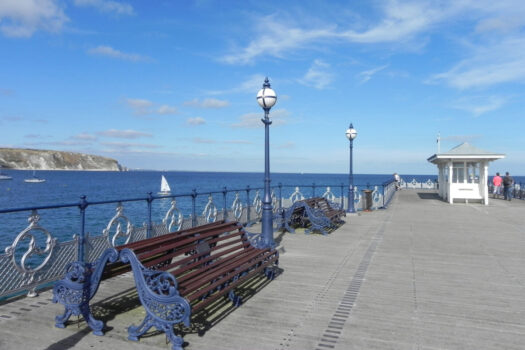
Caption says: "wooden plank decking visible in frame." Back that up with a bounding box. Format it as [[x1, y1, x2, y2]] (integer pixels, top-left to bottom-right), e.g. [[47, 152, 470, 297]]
[[1, 190, 524, 350]]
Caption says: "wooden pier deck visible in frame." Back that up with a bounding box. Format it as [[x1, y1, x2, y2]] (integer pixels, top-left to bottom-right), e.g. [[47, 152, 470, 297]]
[[1, 190, 524, 349]]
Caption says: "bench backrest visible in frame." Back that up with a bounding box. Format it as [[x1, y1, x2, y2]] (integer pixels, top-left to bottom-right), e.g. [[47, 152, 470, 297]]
[[101, 220, 239, 279], [138, 221, 250, 275]]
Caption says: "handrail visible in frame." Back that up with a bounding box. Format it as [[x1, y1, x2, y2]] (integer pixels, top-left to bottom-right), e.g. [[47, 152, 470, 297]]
[[0, 177, 436, 300]]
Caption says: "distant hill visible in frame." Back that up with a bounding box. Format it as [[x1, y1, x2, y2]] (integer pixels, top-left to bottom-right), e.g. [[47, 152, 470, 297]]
[[0, 148, 123, 171]]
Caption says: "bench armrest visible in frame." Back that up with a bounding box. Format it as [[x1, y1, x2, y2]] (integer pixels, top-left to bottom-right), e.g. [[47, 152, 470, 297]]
[[119, 248, 191, 327]]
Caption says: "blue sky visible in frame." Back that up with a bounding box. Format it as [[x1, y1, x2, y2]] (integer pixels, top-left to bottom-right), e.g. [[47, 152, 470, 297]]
[[1, 0, 524, 175]]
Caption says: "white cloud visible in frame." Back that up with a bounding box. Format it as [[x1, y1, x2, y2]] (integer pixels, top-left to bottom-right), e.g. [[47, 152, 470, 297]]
[[0, 0, 68, 38], [72, 132, 98, 141], [186, 117, 206, 125], [73, 0, 134, 16], [126, 98, 153, 108], [357, 64, 389, 83], [24, 133, 50, 139], [231, 113, 264, 129], [220, 2, 457, 65], [277, 141, 295, 149], [429, 36, 525, 89], [157, 105, 178, 115], [451, 96, 508, 116], [100, 141, 160, 151], [221, 15, 335, 65], [125, 98, 153, 115], [299, 59, 334, 89], [225, 140, 252, 144], [88, 45, 151, 62], [338, 1, 447, 44], [231, 109, 289, 128], [440, 134, 482, 143], [193, 137, 216, 144], [207, 74, 268, 95], [184, 98, 230, 108], [125, 98, 177, 116], [98, 129, 152, 139]]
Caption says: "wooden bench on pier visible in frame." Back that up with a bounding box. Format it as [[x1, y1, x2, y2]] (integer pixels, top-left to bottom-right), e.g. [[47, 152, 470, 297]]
[[53, 220, 279, 350], [305, 197, 345, 224], [280, 197, 345, 235]]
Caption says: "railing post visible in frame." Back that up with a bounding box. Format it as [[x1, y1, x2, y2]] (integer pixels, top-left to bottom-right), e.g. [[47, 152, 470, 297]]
[[246, 185, 251, 224], [78, 195, 88, 263], [382, 184, 386, 208], [223, 186, 228, 221], [191, 189, 197, 227], [146, 192, 153, 238], [278, 182, 283, 209], [312, 182, 316, 198], [340, 183, 344, 209]]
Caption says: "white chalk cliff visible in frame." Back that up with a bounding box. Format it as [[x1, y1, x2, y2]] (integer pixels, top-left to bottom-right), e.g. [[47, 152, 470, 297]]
[[0, 148, 123, 171]]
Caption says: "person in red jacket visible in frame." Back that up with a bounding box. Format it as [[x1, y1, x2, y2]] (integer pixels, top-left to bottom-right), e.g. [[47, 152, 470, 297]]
[[492, 172, 502, 199]]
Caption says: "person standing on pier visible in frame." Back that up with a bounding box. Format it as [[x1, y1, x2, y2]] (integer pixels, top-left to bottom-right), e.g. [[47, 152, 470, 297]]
[[394, 173, 401, 190], [503, 172, 514, 201], [492, 172, 502, 199]]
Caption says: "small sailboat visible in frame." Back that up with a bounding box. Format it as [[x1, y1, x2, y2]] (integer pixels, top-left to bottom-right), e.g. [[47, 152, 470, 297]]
[[158, 175, 171, 194], [0, 166, 12, 180], [24, 170, 45, 183]]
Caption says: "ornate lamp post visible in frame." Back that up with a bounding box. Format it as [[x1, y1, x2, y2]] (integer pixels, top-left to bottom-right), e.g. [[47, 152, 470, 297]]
[[257, 77, 277, 248], [345, 123, 357, 213]]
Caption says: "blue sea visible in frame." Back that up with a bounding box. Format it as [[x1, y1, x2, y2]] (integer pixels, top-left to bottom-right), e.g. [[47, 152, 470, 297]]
[[0, 169, 433, 207], [1, 170, 521, 245]]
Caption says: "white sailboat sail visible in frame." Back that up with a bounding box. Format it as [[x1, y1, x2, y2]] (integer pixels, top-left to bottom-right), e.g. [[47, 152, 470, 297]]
[[159, 175, 171, 194]]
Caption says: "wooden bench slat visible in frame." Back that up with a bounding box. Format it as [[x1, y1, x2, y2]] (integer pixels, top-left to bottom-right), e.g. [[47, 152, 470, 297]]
[[178, 246, 267, 292], [191, 252, 279, 312], [184, 250, 278, 302]]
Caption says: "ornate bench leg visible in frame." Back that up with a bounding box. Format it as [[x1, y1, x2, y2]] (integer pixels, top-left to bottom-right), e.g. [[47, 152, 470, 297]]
[[52, 248, 118, 335], [128, 314, 184, 350], [120, 248, 191, 350], [228, 289, 243, 307], [128, 314, 155, 341], [52, 262, 104, 335], [264, 266, 276, 280]]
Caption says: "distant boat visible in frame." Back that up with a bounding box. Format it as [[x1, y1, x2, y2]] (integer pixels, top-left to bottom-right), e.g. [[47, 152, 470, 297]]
[[0, 166, 12, 180], [158, 175, 171, 194], [24, 171, 45, 183]]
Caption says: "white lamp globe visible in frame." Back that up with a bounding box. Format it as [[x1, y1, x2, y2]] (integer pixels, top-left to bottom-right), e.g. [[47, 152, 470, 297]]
[[257, 78, 277, 109], [346, 127, 357, 140]]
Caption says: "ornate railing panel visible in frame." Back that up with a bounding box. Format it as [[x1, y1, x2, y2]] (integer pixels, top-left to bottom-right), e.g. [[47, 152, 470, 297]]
[[401, 178, 437, 190], [289, 187, 305, 203], [0, 180, 418, 299], [0, 235, 78, 296]]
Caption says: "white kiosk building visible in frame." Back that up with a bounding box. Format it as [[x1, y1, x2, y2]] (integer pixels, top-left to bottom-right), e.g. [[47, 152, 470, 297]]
[[427, 143, 505, 205]]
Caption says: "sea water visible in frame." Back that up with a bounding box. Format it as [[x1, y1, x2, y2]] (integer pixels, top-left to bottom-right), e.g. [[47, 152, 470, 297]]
[[6, 169, 513, 245]]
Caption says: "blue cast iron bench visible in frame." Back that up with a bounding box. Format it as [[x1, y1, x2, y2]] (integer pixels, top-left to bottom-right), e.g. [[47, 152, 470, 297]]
[[280, 197, 345, 235], [53, 220, 279, 350]]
